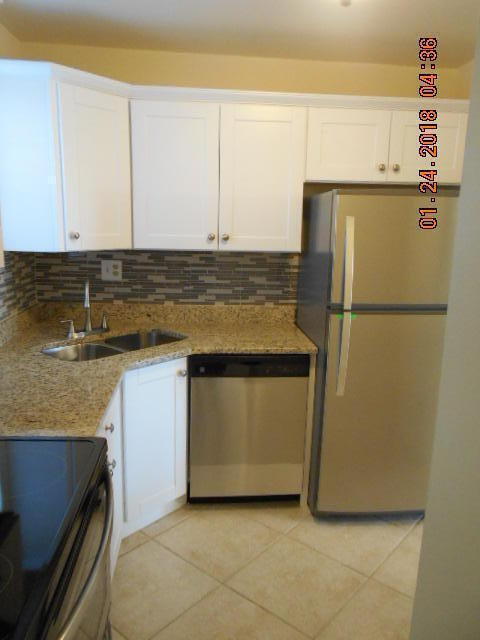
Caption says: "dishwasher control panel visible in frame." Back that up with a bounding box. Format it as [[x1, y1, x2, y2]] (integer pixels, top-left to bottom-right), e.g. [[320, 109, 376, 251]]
[[189, 354, 310, 377]]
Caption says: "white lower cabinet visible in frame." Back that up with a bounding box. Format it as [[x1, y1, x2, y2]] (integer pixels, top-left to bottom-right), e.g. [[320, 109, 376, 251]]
[[122, 358, 188, 536], [96, 384, 124, 576]]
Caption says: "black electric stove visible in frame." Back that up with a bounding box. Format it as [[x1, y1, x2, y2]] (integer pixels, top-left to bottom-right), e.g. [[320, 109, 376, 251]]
[[0, 437, 108, 640]]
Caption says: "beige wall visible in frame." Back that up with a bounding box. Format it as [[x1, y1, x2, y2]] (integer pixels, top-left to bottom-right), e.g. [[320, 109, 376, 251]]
[[456, 59, 474, 97], [410, 27, 480, 640], [0, 23, 22, 58], [0, 22, 471, 98]]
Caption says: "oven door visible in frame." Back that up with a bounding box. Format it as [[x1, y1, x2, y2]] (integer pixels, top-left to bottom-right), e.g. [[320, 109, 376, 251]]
[[47, 469, 113, 640]]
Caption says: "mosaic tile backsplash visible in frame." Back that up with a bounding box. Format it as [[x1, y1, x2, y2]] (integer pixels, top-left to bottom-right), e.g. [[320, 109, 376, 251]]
[[35, 251, 300, 305], [0, 253, 36, 322]]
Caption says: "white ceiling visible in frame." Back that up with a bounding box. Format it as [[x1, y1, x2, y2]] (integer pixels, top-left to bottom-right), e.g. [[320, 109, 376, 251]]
[[0, 0, 478, 67]]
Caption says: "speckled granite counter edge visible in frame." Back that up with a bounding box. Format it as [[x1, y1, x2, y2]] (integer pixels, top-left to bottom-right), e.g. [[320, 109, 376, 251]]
[[0, 302, 316, 438]]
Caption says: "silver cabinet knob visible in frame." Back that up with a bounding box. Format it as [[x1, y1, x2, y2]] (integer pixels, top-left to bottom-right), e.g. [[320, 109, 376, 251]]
[[178, 369, 187, 377], [392, 163, 400, 172], [378, 163, 386, 172], [105, 423, 115, 433], [70, 231, 80, 240], [107, 459, 116, 475], [207, 233, 216, 242], [221, 234, 230, 242]]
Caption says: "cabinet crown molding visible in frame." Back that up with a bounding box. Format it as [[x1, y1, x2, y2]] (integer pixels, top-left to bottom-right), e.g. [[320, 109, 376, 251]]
[[0, 59, 469, 114]]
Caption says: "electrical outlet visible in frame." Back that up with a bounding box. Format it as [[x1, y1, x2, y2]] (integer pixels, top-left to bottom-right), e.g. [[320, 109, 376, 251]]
[[101, 259, 122, 282]]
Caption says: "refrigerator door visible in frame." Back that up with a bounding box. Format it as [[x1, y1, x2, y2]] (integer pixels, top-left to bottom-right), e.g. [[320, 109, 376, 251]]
[[330, 192, 457, 307], [312, 311, 446, 514]]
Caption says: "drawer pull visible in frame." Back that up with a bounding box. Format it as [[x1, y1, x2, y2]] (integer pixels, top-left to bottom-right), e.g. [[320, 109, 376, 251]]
[[105, 423, 115, 433], [107, 459, 116, 476]]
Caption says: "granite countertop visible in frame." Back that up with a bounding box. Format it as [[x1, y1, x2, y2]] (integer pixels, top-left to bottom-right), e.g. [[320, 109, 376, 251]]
[[0, 303, 316, 438]]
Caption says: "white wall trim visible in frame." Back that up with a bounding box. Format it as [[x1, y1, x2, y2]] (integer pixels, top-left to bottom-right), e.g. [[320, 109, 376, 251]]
[[0, 58, 469, 112]]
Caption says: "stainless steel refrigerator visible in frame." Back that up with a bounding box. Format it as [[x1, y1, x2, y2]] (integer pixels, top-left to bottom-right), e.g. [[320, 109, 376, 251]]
[[297, 188, 458, 515]]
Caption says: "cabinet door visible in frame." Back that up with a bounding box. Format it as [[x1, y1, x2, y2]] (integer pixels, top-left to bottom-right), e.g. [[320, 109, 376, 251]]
[[58, 83, 132, 251], [123, 358, 187, 533], [306, 108, 391, 182], [132, 101, 219, 250], [96, 385, 124, 576], [388, 110, 467, 184], [219, 104, 306, 252]]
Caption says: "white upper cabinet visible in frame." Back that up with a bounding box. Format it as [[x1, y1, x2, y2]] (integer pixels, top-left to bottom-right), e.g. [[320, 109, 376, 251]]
[[131, 101, 220, 250], [219, 104, 307, 252], [306, 106, 467, 184], [0, 62, 131, 252], [388, 110, 467, 184], [59, 83, 132, 251], [306, 108, 391, 182]]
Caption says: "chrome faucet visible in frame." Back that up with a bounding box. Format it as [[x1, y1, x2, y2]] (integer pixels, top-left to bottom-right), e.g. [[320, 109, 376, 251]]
[[83, 279, 93, 332], [60, 279, 109, 339]]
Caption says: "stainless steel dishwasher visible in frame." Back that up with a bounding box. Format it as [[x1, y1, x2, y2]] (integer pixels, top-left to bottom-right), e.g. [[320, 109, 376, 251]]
[[189, 354, 310, 499]]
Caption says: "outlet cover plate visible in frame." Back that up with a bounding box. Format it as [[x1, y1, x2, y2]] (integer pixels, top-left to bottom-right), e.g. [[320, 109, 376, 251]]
[[101, 259, 122, 282]]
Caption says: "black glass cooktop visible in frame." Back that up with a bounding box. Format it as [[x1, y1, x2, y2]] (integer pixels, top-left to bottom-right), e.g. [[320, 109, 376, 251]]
[[0, 437, 106, 640]]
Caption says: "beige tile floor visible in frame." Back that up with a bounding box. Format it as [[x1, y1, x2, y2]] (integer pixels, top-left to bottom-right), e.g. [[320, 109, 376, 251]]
[[112, 502, 423, 640]]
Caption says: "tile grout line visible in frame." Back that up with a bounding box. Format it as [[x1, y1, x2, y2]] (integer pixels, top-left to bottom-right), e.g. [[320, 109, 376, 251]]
[[223, 582, 313, 639], [149, 533, 225, 585], [221, 521, 366, 639], [369, 575, 416, 601], [368, 518, 424, 584], [312, 574, 372, 639], [281, 531, 368, 579], [143, 584, 225, 640], [313, 523, 422, 637], [117, 509, 195, 559], [115, 508, 419, 639], [285, 516, 423, 580], [149, 503, 308, 584]]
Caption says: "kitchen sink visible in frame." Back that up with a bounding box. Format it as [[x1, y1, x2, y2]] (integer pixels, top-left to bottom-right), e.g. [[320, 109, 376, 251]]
[[103, 329, 185, 351], [42, 343, 124, 362], [42, 329, 186, 362]]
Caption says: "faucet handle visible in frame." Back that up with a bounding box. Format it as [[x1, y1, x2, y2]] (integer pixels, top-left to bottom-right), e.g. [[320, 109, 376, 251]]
[[60, 319, 76, 339], [101, 312, 109, 332]]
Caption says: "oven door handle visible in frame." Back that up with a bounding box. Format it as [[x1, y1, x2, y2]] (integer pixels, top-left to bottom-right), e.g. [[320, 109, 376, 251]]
[[56, 469, 113, 640]]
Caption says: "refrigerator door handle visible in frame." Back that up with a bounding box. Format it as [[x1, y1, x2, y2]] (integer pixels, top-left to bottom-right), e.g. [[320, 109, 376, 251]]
[[336, 312, 352, 396], [343, 216, 355, 310]]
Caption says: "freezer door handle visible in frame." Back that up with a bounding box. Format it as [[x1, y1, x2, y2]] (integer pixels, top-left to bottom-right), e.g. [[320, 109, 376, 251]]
[[336, 312, 352, 396], [343, 216, 355, 311]]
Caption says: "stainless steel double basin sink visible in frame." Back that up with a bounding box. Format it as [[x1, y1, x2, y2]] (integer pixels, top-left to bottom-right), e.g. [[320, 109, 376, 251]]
[[42, 329, 186, 362]]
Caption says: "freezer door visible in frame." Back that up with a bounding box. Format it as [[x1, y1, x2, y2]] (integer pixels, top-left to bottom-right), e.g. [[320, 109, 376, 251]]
[[314, 312, 446, 513], [330, 193, 457, 306]]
